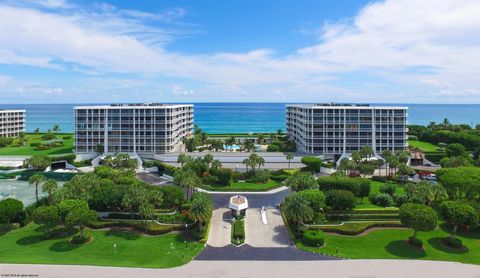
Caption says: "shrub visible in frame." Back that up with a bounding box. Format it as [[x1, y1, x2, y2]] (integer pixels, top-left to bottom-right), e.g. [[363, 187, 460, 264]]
[[298, 189, 326, 212], [372, 176, 387, 182], [62, 135, 72, 140], [248, 169, 271, 183], [41, 133, 56, 140], [212, 168, 233, 185], [302, 229, 325, 247], [0, 198, 24, 224], [29, 142, 40, 147], [393, 194, 408, 207], [314, 221, 403, 235], [313, 213, 326, 224], [159, 186, 184, 208], [379, 183, 396, 196], [266, 144, 281, 152], [0, 137, 14, 147], [301, 156, 322, 172], [443, 237, 463, 248], [318, 177, 370, 197], [326, 190, 356, 210], [369, 192, 394, 207]]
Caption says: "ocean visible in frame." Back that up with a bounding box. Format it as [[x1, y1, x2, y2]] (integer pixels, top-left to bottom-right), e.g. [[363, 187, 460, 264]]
[[1, 103, 480, 134]]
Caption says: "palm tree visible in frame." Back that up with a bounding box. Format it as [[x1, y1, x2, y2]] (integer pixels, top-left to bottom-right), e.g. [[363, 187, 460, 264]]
[[380, 149, 393, 176], [242, 157, 250, 173], [225, 136, 236, 148], [42, 179, 58, 204], [442, 118, 451, 129], [95, 144, 104, 155], [52, 124, 60, 134], [256, 156, 265, 170], [189, 193, 213, 232], [18, 132, 27, 146], [243, 140, 255, 152], [337, 158, 350, 176], [177, 153, 187, 167], [211, 159, 222, 171], [203, 154, 214, 169], [285, 152, 294, 169], [174, 169, 201, 200], [34, 128, 40, 134], [283, 193, 313, 231], [139, 202, 154, 233], [200, 131, 208, 145], [276, 129, 283, 137], [29, 174, 45, 204], [257, 134, 265, 145]]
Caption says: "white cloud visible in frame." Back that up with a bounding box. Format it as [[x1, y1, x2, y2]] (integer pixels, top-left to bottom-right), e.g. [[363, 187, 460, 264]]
[[0, 0, 479, 102]]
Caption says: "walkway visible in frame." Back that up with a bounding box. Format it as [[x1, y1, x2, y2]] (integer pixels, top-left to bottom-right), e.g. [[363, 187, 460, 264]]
[[2, 260, 479, 278]]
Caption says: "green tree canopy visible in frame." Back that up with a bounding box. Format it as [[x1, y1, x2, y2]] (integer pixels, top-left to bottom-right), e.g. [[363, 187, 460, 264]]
[[32, 206, 60, 236], [399, 203, 437, 243]]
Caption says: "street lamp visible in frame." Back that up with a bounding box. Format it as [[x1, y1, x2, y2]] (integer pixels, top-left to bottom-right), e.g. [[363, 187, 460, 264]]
[[184, 240, 187, 250]]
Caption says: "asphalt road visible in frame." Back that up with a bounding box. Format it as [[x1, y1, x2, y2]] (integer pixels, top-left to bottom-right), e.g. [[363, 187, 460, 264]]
[[209, 189, 291, 209]]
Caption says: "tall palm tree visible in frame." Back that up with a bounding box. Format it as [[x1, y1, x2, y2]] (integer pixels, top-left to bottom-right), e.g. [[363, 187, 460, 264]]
[[29, 174, 45, 204], [380, 149, 393, 176], [243, 140, 255, 152], [189, 193, 213, 232], [18, 132, 27, 146], [174, 169, 201, 200], [203, 154, 214, 169], [42, 179, 58, 204], [225, 136, 236, 147], [177, 153, 187, 167], [211, 159, 222, 171], [285, 152, 294, 169], [34, 128, 40, 134], [52, 124, 60, 134], [283, 193, 313, 231], [257, 134, 265, 145]]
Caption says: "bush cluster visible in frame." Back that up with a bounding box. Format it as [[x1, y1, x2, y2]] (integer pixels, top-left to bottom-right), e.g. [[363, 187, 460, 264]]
[[301, 156, 322, 172], [369, 192, 393, 207], [302, 229, 325, 247], [326, 190, 356, 210], [318, 177, 371, 198]]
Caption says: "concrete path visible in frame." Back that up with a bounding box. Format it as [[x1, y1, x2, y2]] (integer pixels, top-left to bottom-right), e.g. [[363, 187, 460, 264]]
[[206, 209, 231, 247], [2, 260, 480, 278], [245, 208, 290, 247], [197, 185, 288, 195]]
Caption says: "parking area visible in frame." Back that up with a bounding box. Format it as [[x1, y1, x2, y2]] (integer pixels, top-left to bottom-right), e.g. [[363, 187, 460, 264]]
[[206, 209, 232, 247], [245, 207, 291, 247]]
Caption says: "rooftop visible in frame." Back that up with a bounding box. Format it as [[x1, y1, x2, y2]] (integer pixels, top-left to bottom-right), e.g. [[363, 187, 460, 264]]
[[286, 103, 408, 110], [74, 103, 193, 110]]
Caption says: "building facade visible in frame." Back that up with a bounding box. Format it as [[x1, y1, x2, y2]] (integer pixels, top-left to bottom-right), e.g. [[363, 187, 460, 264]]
[[286, 103, 408, 155], [0, 109, 26, 138], [74, 103, 193, 155]]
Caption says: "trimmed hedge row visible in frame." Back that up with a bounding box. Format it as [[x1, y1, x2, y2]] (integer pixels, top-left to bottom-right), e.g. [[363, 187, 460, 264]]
[[312, 221, 403, 235], [318, 177, 371, 197], [325, 208, 399, 214], [302, 229, 325, 247], [232, 219, 245, 245], [17, 171, 78, 181], [326, 213, 400, 221]]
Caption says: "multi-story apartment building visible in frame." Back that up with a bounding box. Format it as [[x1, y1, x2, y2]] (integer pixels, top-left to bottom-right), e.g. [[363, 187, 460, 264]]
[[286, 103, 408, 156], [74, 103, 193, 155], [0, 109, 26, 138]]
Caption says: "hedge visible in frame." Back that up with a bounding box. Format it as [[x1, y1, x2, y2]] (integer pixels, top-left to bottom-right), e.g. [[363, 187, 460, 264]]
[[318, 177, 371, 197], [231, 219, 245, 245], [17, 171, 78, 181], [325, 208, 399, 214], [312, 221, 403, 235], [301, 156, 322, 171], [326, 213, 399, 221], [424, 152, 447, 164]]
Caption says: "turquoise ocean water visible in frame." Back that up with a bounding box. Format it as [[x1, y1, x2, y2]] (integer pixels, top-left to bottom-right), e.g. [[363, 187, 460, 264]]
[[1, 103, 480, 134]]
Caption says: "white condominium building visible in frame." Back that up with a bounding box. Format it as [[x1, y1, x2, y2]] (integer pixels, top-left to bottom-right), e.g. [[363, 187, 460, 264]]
[[286, 103, 408, 155], [0, 109, 26, 138], [74, 103, 193, 155]]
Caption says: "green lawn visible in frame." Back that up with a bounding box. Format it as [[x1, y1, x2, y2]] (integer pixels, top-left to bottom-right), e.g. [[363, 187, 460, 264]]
[[298, 223, 480, 265], [200, 180, 281, 192], [0, 224, 203, 268], [408, 140, 439, 152], [0, 133, 74, 156]]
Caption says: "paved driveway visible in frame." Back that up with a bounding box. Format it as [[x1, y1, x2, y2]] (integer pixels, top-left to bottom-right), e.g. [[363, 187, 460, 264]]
[[245, 208, 290, 247], [206, 209, 232, 247]]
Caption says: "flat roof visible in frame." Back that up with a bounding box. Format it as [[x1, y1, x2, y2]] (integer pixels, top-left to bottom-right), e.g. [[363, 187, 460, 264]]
[[286, 103, 408, 110], [0, 109, 26, 112], [74, 103, 193, 110]]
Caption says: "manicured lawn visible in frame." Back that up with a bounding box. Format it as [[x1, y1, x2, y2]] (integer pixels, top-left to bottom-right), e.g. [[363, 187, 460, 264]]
[[298, 223, 480, 265], [0, 133, 74, 156], [200, 180, 281, 192], [408, 140, 439, 152], [0, 224, 203, 268]]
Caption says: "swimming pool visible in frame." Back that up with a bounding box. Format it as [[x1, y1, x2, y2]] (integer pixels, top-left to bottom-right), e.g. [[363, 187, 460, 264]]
[[223, 144, 241, 151]]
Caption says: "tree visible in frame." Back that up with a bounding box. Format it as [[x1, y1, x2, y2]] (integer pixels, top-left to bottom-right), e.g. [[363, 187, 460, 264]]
[[285, 172, 317, 192], [27, 155, 51, 171], [358, 163, 375, 177], [242, 153, 265, 174], [326, 190, 356, 210], [177, 153, 188, 167], [203, 154, 214, 169], [189, 192, 213, 232], [285, 152, 294, 169], [65, 206, 97, 241], [139, 202, 154, 232], [34, 128, 40, 134], [174, 169, 201, 200], [380, 149, 393, 176], [58, 199, 89, 221], [242, 140, 256, 152], [52, 124, 61, 134], [225, 136, 236, 147], [29, 174, 46, 204], [446, 143, 467, 157], [18, 132, 27, 146], [94, 144, 104, 155], [42, 179, 58, 205], [437, 167, 480, 200], [297, 189, 326, 212], [32, 206, 60, 236], [257, 134, 265, 145], [397, 164, 415, 183], [283, 193, 314, 231], [0, 198, 23, 224], [359, 146, 374, 161], [440, 156, 472, 168], [440, 201, 479, 241], [210, 159, 222, 171], [399, 203, 437, 245]]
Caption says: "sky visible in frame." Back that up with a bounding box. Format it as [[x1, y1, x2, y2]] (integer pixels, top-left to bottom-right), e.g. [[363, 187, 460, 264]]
[[0, 0, 479, 104]]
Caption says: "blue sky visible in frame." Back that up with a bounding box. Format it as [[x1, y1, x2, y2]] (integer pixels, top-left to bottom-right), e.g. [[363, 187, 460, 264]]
[[0, 0, 479, 103]]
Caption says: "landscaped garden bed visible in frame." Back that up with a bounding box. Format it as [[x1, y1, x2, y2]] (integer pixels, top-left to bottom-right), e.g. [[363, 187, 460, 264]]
[[0, 133, 74, 156], [231, 218, 245, 245]]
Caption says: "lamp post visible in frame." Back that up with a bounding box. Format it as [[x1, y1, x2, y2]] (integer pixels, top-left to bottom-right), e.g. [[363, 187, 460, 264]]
[[184, 240, 187, 250]]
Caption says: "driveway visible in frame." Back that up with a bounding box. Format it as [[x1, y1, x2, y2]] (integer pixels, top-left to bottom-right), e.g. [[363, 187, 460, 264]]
[[209, 189, 290, 209], [206, 209, 232, 247], [245, 207, 290, 247]]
